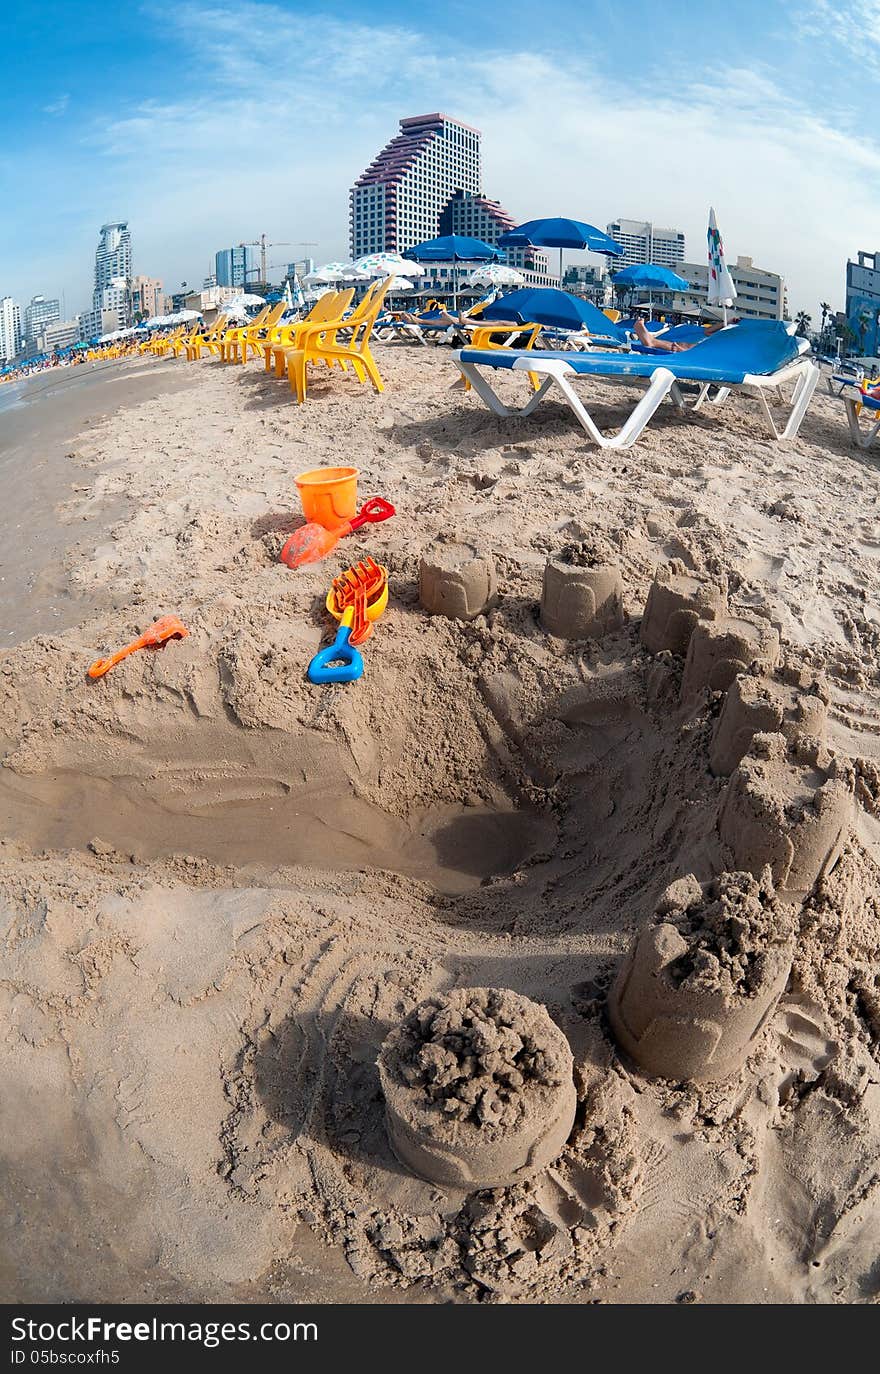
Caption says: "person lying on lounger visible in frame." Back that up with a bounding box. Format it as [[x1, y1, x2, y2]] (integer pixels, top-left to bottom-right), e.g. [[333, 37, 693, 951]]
[[632, 318, 725, 351]]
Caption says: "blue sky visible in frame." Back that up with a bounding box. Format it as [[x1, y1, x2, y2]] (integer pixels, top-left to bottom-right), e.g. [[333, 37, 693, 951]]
[[2, 0, 879, 318]]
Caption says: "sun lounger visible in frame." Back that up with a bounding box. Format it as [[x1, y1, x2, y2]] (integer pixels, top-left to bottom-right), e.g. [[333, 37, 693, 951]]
[[841, 385, 880, 448], [453, 320, 819, 448]]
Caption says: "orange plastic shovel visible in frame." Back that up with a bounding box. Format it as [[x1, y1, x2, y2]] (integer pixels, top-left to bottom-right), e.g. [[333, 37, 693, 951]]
[[279, 497, 395, 570], [88, 615, 190, 679]]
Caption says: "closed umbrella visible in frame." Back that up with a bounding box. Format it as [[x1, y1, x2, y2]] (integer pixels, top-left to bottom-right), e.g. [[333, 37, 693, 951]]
[[407, 234, 501, 308], [707, 207, 737, 324], [497, 216, 623, 287]]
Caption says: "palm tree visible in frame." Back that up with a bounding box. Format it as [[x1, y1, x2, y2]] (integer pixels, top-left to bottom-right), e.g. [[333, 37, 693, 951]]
[[795, 310, 812, 337]]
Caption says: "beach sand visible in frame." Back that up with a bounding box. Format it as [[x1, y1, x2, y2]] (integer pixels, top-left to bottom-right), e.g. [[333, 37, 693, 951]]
[[1, 345, 878, 1303]]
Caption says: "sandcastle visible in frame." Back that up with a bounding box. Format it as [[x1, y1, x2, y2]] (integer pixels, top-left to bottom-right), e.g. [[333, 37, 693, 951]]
[[718, 733, 853, 897], [419, 542, 498, 621], [378, 986, 577, 1189], [540, 544, 625, 641], [639, 562, 727, 656], [608, 871, 794, 1081], [680, 614, 780, 701], [710, 670, 829, 776]]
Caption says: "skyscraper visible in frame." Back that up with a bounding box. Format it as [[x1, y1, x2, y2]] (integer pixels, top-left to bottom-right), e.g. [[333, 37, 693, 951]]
[[350, 113, 482, 257], [0, 297, 22, 361], [605, 218, 685, 270], [23, 294, 61, 343], [215, 246, 257, 289], [93, 222, 132, 325]]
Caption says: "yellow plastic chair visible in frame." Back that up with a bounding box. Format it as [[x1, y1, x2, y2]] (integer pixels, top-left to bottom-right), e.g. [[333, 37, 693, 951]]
[[466, 321, 543, 391], [183, 314, 231, 360], [170, 317, 215, 359], [220, 304, 286, 363], [195, 309, 259, 357], [150, 326, 186, 357], [237, 301, 288, 363], [285, 278, 392, 403], [603, 308, 622, 323], [264, 291, 354, 374], [275, 283, 380, 381]]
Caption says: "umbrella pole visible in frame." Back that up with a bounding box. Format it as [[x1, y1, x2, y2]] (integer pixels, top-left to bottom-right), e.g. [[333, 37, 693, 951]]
[[559, 248, 564, 288]]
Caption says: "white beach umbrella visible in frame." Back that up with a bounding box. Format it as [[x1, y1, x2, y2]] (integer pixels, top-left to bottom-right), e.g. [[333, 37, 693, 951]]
[[387, 276, 415, 292], [465, 264, 526, 287], [223, 293, 265, 308], [707, 207, 737, 323], [353, 252, 421, 278]]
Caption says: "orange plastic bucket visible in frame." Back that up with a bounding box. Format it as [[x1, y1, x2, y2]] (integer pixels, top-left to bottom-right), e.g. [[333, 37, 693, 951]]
[[295, 465, 359, 529]]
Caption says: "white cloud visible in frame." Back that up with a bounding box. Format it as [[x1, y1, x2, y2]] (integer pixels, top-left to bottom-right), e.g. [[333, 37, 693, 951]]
[[12, 2, 880, 314], [42, 93, 70, 116]]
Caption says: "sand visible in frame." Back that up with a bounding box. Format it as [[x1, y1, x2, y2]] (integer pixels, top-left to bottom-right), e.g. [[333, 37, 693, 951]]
[[1, 344, 879, 1304]]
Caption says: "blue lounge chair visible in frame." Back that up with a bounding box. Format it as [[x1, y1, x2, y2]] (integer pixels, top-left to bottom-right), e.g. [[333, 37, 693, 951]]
[[453, 321, 818, 449]]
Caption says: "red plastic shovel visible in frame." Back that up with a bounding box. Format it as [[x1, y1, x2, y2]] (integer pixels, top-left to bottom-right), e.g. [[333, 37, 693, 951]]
[[279, 497, 395, 569]]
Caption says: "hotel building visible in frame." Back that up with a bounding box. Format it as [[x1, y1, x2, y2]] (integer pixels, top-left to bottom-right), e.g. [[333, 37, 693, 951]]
[[672, 256, 785, 321], [605, 218, 686, 270], [439, 190, 554, 286], [350, 113, 554, 286], [93, 222, 132, 326], [23, 294, 61, 343], [0, 296, 21, 361], [350, 113, 482, 257]]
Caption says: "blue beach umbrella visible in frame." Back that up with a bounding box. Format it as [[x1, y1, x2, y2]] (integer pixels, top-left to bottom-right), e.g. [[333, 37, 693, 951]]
[[407, 234, 501, 307], [481, 288, 627, 339], [497, 216, 623, 285], [611, 262, 689, 314], [407, 234, 501, 262], [611, 263, 689, 291]]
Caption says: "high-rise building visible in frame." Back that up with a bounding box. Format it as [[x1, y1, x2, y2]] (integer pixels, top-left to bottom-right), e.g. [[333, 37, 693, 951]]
[[671, 256, 784, 321], [438, 189, 554, 286], [0, 297, 22, 361], [130, 275, 163, 321], [350, 112, 482, 257], [845, 250, 880, 356], [23, 294, 61, 343], [215, 246, 257, 289], [77, 306, 120, 342], [93, 222, 132, 325], [606, 218, 685, 270]]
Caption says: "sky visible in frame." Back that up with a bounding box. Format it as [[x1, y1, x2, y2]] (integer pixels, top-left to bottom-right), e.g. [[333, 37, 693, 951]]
[[1, 0, 879, 319]]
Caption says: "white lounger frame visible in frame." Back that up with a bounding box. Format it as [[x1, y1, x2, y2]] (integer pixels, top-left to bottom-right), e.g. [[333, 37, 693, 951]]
[[453, 353, 820, 449], [843, 393, 880, 449]]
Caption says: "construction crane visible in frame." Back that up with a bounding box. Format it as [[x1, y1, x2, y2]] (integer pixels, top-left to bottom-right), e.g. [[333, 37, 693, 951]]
[[238, 233, 293, 286]]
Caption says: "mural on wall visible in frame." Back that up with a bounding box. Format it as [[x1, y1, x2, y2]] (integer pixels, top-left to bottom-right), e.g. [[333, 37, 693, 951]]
[[846, 253, 880, 356]]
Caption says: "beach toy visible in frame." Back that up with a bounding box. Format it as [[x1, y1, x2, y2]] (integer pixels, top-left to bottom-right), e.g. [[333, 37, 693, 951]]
[[280, 497, 395, 569], [307, 606, 364, 685], [295, 465, 359, 528], [326, 558, 388, 646], [88, 615, 189, 680]]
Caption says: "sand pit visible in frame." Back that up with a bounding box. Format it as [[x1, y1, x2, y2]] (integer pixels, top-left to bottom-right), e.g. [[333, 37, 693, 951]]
[[2, 350, 880, 1304]]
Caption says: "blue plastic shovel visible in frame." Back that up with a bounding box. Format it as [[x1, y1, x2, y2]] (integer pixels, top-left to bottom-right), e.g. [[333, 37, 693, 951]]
[[307, 606, 364, 684]]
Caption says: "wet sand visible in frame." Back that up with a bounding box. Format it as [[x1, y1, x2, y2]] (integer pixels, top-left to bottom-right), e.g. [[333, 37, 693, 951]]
[[0, 360, 197, 645]]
